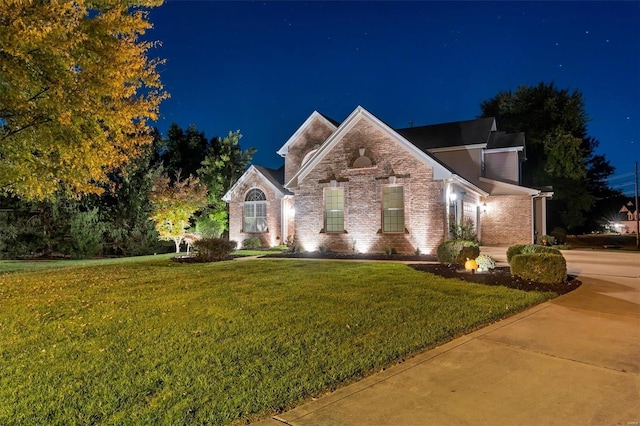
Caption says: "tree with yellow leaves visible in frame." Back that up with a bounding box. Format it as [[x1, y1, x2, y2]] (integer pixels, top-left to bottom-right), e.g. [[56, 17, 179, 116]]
[[148, 171, 208, 253], [0, 0, 168, 200]]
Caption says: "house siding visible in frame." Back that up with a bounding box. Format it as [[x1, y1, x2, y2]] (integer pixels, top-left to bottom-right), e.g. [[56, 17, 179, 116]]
[[293, 117, 446, 254], [480, 194, 532, 245], [485, 151, 519, 184], [227, 169, 283, 248]]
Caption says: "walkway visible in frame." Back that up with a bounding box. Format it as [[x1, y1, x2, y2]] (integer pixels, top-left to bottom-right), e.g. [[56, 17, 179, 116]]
[[256, 248, 640, 425]]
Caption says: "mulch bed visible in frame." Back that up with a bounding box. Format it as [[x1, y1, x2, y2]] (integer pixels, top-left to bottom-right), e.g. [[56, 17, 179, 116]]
[[260, 252, 581, 295], [409, 264, 581, 295]]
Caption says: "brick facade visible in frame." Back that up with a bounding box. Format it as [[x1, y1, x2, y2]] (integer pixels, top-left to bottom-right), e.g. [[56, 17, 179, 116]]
[[227, 168, 284, 248], [284, 118, 336, 184], [293, 117, 446, 254], [480, 194, 532, 245]]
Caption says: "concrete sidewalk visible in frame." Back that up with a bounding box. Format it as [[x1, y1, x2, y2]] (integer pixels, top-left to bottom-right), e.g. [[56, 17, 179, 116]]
[[256, 249, 640, 425]]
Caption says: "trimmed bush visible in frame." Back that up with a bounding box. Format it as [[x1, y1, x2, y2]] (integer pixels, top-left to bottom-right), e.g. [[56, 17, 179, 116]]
[[507, 244, 561, 264], [194, 238, 237, 262], [456, 245, 480, 267], [242, 237, 263, 250], [510, 253, 567, 284], [437, 240, 480, 266]]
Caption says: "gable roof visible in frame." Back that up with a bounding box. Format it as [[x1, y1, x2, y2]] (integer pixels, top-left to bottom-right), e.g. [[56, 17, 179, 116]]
[[395, 117, 497, 150], [284, 106, 486, 195], [276, 111, 339, 157], [222, 165, 291, 202]]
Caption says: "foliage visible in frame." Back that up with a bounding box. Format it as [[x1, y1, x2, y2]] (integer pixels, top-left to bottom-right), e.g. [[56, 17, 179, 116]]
[[475, 254, 496, 271], [242, 237, 263, 250], [449, 218, 478, 242], [383, 246, 397, 256], [160, 123, 211, 179], [510, 253, 567, 284], [100, 141, 163, 256], [550, 227, 567, 244], [196, 130, 255, 238], [148, 171, 208, 253], [506, 244, 562, 264], [285, 234, 301, 253], [193, 237, 237, 262], [456, 245, 481, 267], [437, 240, 480, 266], [0, 0, 167, 200], [68, 207, 104, 258], [480, 82, 615, 231], [537, 235, 556, 246], [0, 257, 555, 424]]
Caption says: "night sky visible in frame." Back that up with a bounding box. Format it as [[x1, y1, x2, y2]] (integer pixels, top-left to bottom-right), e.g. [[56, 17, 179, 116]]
[[146, 1, 640, 194]]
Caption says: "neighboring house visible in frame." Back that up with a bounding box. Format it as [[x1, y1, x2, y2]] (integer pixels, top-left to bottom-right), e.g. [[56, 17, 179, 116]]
[[613, 203, 639, 234], [223, 106, 553, 254]]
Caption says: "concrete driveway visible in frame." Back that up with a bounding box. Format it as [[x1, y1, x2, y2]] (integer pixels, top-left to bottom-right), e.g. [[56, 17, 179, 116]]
[[256, 248, 640, 426]]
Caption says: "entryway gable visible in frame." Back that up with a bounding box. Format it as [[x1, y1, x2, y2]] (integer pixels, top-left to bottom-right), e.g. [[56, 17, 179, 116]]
[[222, 165, 288, 203]]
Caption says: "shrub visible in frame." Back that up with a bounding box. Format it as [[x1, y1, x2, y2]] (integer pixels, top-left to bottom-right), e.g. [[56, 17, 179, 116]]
[[242, 237, 263, 250], [537, 235, 556, 246], [510, 253, 567, 284], [507, 244, 561, 264], [449, 218, 478, 242], [437, 240, 480, 266], [456, 245, 480, 267], [194, 238, 237, 262], [383, 246, 396, 256], [550, 227, 567, 244], [285, 234, 301, 253], [475, 254, 496, 271]]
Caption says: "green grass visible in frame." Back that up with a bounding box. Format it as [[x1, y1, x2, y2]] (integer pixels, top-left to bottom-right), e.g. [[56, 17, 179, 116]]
[[0, 258, 556, 425]]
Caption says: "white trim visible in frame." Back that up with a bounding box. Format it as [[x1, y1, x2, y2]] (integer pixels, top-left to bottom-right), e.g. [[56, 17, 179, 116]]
[[276, 111, 338, 157], [427, 144, 487, 153], [222, 165, 286, 202], [484, 146, 524, 154], [479, 176, 541, 196], [452, 175, 489, 197], [285, 106, 457, 189]]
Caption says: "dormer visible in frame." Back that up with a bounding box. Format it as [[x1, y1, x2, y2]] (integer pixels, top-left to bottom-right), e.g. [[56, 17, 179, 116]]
[[276, 111, 339, 183], [483, 131, 526, 185]]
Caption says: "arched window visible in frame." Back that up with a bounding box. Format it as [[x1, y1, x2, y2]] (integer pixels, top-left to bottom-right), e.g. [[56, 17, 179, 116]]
[[244, 188, 267, 232], [301, 149, 318, 166]]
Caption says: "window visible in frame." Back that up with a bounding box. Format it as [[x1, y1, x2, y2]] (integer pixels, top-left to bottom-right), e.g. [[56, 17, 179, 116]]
[[382, 186, 404, 233], [325, 188, 344, 232], [244, 188, 267, 232]]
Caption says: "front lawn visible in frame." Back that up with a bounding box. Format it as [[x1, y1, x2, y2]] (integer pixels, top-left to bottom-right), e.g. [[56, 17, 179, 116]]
[[0, 257, 556, 424]]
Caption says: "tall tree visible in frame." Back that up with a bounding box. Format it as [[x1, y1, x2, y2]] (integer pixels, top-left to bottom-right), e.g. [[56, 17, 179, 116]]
[[160, 123, 211, 179], [0, 0, 167, 200], [100, 131, 164, 256], [197, 130, 255, 237], [480, 82, 615, 231], [148, 171, 207, 252]]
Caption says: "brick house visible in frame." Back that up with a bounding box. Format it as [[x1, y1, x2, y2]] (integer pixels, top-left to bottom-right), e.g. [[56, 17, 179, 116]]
[[223, 106, 552, 254]]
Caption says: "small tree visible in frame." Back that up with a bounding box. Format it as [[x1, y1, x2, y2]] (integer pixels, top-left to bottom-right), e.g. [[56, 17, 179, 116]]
[[148, 171, 207, 253]]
